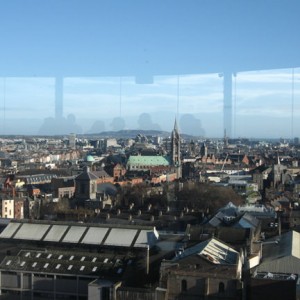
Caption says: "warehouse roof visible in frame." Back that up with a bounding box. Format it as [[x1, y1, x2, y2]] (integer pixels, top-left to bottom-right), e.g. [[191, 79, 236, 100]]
[[0, 220, 159, 249]]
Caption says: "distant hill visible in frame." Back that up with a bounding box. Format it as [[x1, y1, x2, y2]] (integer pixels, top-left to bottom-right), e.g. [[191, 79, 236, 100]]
[[83, 129, 170, 139], [82, 129, 196, 139]]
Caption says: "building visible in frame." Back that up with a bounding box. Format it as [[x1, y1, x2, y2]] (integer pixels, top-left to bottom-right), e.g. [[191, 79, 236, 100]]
[[249, 230, 300, 299], [158, 237, 243, 300], [126, 119, 182, 180], [171, 119, 182, 179], [0, 220, 161, 300], [75, 166, 98, 201], [51, 176, 76, 199], [69, 133, 76, 149], [1, 199, 14, 219], [126, 155, 171, 172]]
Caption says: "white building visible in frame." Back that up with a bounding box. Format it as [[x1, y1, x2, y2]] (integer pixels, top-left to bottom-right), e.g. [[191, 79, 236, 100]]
[[2, 199, 14, 219]]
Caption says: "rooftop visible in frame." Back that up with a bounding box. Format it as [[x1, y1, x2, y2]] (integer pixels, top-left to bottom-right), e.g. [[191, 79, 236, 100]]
[[127, 155, 171, 167], [173, 237, 239, 265], [0, 220, 159, 249], [0, 248, 135, 278], [256, 231, 300, 274]]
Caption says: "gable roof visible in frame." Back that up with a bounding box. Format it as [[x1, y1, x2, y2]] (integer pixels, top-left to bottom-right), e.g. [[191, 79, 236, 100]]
[[76, 167, 99, 181], [233, 213, 260, 229], [173, 237, 239, 265]]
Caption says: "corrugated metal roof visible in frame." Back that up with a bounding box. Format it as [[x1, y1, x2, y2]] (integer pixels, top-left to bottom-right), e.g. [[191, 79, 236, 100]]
[[173, 237, 239, 265]]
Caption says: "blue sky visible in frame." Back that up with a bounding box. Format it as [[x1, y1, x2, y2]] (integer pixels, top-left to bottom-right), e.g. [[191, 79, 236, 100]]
[[0, 1, 300, 138]]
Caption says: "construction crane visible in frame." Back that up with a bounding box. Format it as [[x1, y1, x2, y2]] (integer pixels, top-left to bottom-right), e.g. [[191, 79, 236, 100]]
[[221, 153, 229, 172]]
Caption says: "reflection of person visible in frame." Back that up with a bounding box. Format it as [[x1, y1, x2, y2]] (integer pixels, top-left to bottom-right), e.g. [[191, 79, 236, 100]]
[[110, 117, 126, 131], [138, 113, 161, 130], [87, 120, 105, 134], [38, 114, 82, 135], [180, 114, 205, 136]]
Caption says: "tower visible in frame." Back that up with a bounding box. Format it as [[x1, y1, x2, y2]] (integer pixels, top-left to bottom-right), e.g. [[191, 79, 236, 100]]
[[171, 119, 182, 178], [200, 142, 208, 157], [69, 133, 76, 149]]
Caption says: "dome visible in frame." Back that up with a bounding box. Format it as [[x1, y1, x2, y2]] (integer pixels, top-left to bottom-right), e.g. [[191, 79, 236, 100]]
[[86, 155, 95, 162]]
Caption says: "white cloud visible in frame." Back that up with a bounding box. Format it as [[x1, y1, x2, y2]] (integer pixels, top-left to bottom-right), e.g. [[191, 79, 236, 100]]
[[236, 68, 300, 84]]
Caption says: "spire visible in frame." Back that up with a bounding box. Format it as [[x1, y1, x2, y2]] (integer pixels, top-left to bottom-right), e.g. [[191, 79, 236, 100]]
[[171, 117, 181, 178], [174, 117, 179, 134]]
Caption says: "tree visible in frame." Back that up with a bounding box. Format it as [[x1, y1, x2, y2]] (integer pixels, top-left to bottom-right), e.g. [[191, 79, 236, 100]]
[[176, 182, 243, 213]]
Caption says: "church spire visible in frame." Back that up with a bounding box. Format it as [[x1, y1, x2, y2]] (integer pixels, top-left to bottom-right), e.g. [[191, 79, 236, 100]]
[[171, 118, 181, 178], [174, 117, 179, 134]]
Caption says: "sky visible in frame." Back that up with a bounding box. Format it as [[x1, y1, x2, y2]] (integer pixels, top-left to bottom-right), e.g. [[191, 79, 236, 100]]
[[0, 1, 300, 138]]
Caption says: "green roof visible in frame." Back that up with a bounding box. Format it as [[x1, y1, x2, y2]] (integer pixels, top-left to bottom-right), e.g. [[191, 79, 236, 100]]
[[127, 155, 171, 167], [86, 155, 95, 162]]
